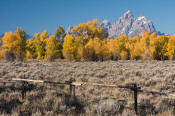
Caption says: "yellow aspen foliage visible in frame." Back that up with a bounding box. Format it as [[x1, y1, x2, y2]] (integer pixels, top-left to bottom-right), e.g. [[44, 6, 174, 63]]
[[1, 21, 175, 62], [107, 38, 120, 60], [45, 35, 62, 61], [15, 27, 26, 41], [0, 37, 2, 59], [34, 32, 40, 40], [101, 39, 110, 60], [127, 36, 144, 60], [140, 32, 152, 60], [84, 38, 109, 61], [149, 35, 168, 60], [0, 37, 2, 46], [84, 39, 95, 60], [149, 34, 158, 60], [35, 30, 48, 60], [63, 34, 78, 61], [75, 37, 85, 60], [165, 36, 175, 60], [118, 35, 130, 60], [156, 36, 168, 60], [15, 27, 26, 58], [40, 30, 48, 42], [106, 35, 129, 60], [93, 38, 104, 60], [26, 38, 37, 59], [84, 38, 101, 61], [26, 50, 32, 59], [120, 51, 129, 60], [1, 32, 23, 60], [71, 19, 104, 43], [0, 50, 2, 59], [76, 46, 84, 60]]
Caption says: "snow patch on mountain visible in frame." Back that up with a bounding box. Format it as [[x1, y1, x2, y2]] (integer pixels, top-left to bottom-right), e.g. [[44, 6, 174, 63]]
[[101, 10, 157, 38]]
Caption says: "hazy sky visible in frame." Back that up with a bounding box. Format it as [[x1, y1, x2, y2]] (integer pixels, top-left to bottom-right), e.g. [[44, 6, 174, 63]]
[[0, 0, 175, 35]]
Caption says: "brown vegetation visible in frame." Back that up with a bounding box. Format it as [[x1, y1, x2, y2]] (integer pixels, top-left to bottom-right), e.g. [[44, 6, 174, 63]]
[[0, 60, 175, 115]]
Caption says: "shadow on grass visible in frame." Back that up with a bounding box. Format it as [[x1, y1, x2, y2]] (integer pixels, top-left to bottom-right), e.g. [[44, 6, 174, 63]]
[[0, 98, 22, 114], [64, 93, 85, 114]]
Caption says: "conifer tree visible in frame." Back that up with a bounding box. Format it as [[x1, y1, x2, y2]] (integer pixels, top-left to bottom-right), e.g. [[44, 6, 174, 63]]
[[15, 27, 26, 59], [55, 26, 65, 43], [45, 35, 62, 61]]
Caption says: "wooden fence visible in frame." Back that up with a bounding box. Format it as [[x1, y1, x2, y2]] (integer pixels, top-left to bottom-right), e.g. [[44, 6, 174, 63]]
[[1, 78, 175, 115]]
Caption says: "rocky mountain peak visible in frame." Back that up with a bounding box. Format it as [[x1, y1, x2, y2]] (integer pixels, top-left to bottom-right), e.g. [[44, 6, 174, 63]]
[[101, 10, 157, 38], [108, 10, 135, 38], [137, 16, 146, 20], [122, 10, 134, 19], [101, 20, 110, 26], [101, 20, 111, 32]]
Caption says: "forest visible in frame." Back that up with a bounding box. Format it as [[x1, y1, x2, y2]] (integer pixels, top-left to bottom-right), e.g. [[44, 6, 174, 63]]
[[0, 19, 175, 61]]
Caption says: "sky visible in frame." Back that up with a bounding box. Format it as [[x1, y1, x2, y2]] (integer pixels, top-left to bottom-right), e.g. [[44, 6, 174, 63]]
[[0, 0, 175, 35]]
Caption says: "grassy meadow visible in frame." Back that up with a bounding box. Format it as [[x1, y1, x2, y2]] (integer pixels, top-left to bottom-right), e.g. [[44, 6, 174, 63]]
[[0, 60, 175, 116]]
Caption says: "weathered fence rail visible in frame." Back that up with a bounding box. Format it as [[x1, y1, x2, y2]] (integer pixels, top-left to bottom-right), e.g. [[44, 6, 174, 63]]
[[1, 78, 175, 115]]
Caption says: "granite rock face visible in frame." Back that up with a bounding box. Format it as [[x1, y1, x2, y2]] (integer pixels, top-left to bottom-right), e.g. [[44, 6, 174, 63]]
[[101, 10, 157, 38], [129, 16, 156, 37]]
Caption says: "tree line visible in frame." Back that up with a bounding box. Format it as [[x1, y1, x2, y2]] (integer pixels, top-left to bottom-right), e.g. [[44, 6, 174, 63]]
[[0, 19, 175, 61]]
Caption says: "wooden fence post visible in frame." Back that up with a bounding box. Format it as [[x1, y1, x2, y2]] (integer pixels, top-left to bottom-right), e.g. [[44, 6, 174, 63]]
[[133, 83, 138, 115], [73, 85, 76, 100], [21, 81, 28, 99], [69, 84, 72, 98], [69, 80, 76, 101], [65, 78, 76, 116]]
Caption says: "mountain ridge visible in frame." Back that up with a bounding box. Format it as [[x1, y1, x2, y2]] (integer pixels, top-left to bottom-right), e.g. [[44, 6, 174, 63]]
[[101, 10, 157, 38]]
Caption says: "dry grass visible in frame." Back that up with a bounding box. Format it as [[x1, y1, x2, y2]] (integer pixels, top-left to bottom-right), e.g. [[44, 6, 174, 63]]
[[0, 59, 175, 116], [148, 109, 174, 116]]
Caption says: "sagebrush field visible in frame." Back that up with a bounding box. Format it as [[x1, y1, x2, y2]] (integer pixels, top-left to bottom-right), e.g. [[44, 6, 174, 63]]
[[0, 60, 175, 116]]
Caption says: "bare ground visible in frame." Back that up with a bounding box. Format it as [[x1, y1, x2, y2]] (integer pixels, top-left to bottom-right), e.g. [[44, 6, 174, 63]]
[[0, 60, 175, 116]]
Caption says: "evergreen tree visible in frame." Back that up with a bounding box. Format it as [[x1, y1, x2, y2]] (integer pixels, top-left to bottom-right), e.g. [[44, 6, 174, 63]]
[[55, 26, 65, 43]]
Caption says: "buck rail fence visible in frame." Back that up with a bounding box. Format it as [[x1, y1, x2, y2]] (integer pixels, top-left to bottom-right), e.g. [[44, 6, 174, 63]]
[[1, 78, 175, 115]]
